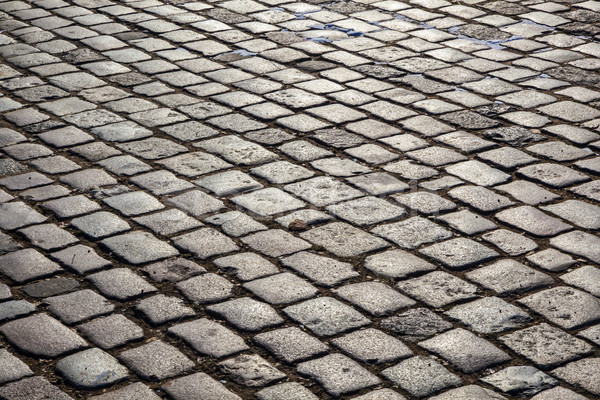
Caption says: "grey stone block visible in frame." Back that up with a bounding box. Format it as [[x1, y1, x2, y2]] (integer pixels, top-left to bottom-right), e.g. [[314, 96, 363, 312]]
[[419, 328, 512, 373], [332, 328, 412, 364], [0, 248, 62, 283], [284, 297, 370, 337], [176, 273, 233, 304], [381, 308, 453, 343], [168, 318, 248, 358], [297, 353, 381, 396], [0, 349, 34, 384], [254, 326, 328, 364], [207, 297, 284, 331], [382, 356, 461, 397], [78, 314, 144, 350], [88, 268, 157, 300], [119, 340, 194, 381], [162, 373, 241, 400], [0, 376, 73, 400], [56, 348, 129, 389], [219, 354, 286, 387], [1, 313, 87, 358]]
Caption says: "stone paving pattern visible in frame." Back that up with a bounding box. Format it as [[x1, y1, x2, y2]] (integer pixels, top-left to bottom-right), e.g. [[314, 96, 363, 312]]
[[0, 0, 599, 398]]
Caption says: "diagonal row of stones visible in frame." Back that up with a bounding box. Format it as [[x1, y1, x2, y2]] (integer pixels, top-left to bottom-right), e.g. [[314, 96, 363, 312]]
[[0, 0, 599, 398]]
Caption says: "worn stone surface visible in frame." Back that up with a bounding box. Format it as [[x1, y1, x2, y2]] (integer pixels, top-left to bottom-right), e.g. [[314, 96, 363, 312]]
[[500, 323, 593, 369], [119, 340, 194, 381], [284, 297, 370, 337], [297, 354, 381, 396], [56, 348, 129, 390], [382, 356, 461, 397], [218, 354, 286, 387], [162, 373, 241, 400], [480, 366, 557, 397], [2, 0, 600, 397], [1, 313, 87, 358], [420, 328, 512, 373]]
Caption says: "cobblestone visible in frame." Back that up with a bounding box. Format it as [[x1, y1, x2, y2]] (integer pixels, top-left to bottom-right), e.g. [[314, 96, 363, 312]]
[[382, 355, 461, 397], [1, 0, 600, 397]]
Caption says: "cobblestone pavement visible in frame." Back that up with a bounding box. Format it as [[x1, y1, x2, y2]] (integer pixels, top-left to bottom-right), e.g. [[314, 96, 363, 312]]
[[0, 0, 599, 398]]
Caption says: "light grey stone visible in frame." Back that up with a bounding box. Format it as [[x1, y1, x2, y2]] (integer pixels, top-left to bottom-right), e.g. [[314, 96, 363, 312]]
[[56, 348, 128, 389]]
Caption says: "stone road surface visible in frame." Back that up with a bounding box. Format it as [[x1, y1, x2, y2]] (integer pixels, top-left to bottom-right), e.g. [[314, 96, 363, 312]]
[[0, 0, 600, 398]]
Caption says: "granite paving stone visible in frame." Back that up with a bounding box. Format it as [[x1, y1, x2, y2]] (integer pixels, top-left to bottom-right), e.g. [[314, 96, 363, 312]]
[[396, 271, 477, 307], [281, 251, 359, 287], [0, 376, 73, 400], [205, 211, 267, 237], [176, 273, 234, 304], [552, 358, 600, 396], [157, 152, 232, 178], [495, 180, 560, 205], [326, 197, 405, 226], [168, 318, 248, 358], [71, 211, 130, 239], [77, 314, 144, 350], [333, 282, 415, 317], [500, 323, 593, 369], [300, 222, 390, 258], [284, 297, 370, 337], [88, 382, 161, 400], [101, 231, 178, 264], [382, 356, 461, 397], [420, 328, 512, 373], [119, 340, 194, 381], [346, 172, 409, 196], [232, 188, 304, 216], [214, 252, 278, 282], [2, 0, 600, 396], [526, 248, 577, 273], [167, 190, 224, 217], [56, 348, 129, 390], [297, 353, 381, 396], [331, 328, 412, 365], [560, 266, 600, 297], [419, 238, 499, 269], [0, 248, 62, 283], [0, 349, 33, 384], [445, 297, 532, 334], [50, 245, 111, 275], [194, 170, 262, 197], [517, 163, 590, 188], [45, 289, 114, 324], [254, 326, 329, 364], [480, 366, 557, 397], [371, 217, 452, 250], [17, 222, 78, 250], [135, 294, 195, 326], [206, 297, 284, 331], [243, 272, 318, 305], [531, 387, 589, 400], [38, 193, 101, 219], [519, 287, 600, 330], [364, 249, 436, 279], [255, 382, 318, 400], [467, 259, 554, 296], [87, 267, 157, 300], [550, 231, 600, 263], [242, 229, 311, 258], [162, 373, 241, 400], [0, 201, 47, 230], [541, 200, 600, 230], [0, 300, 36, 322], [218, 354, 286, 388], [1, 313, 87, 358]]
